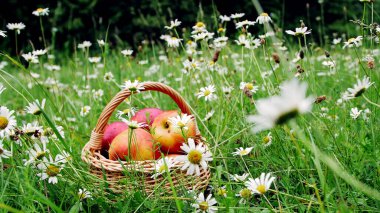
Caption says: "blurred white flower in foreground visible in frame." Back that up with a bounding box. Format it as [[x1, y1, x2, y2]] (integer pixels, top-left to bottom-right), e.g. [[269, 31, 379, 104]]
[[247, 79, 314, 133]]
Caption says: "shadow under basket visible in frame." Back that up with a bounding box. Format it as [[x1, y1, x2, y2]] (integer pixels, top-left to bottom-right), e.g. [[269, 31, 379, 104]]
[[81, 82, 211, 195]]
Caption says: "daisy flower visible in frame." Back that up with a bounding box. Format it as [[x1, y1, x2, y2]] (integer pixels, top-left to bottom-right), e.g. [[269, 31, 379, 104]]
[[121, 49, 133, 56], [0, 141, 12, 162], [25, 99, 46, 115], [22, 52, 39, 64], [122, 119, 147, 129], [151, 157, 174, 179], [37, 155, 63, 184], [0, 106, 17, 137], [0, 30, 6, 38], [77, 41, 92, 49], [230, 13, 245, 19], [88, 57, 101, 63], [232, 147, 254, 156], [97, 39, 105, 46], [0, 83, 5, 94], [285, 27, 311, 37], [165, 36, 183, 48], [6, 23, 26, 34], [343, 36, 363, 49], [236, 188, 252, 204], [263, 132, 273, 147], [32, 8, 49, 16], [204, 110, 215, 121], [192, 22, 207, 34], [342, 76, 373, 100], [78, 188, 92, 200], [230, 173, 250, 182], [168, 114, 193, 131], [219, 15, 231, 22], [80, 106, 91, 117], [175, 138, 213, 176], [22, 121, 43, 137], [122, 80, 145, 93], [350, 107, 362, 120], [55, 150, 71, 164], [235, 20, 256, 29], [240, 82, 258, 94], [32, 49, 47, 56], [164, 19, 181, 30], [92, 89, 104, 100], [216, 186, 227, 197], [191, 192, 218, 213], [24, 142, 49, 166], [256, 12, 272, 24], [116, 107, 137, 119], [196, 85, 217, 101], [245, 173, 276, 195], [247, 79, 314, 133], [104, 72, 114, 81]]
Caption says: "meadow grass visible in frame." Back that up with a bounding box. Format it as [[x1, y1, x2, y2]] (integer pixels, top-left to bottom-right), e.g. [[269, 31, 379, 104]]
[[1, 5, 380, 213]]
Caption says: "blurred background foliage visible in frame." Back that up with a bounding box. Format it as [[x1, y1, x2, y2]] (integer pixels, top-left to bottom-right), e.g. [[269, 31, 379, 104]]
[[0, 0, 378, 53]]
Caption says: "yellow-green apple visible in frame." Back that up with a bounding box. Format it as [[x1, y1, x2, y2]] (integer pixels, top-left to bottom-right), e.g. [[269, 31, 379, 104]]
[[131, 108, 163, 129], [101, 121, 128, 151], [109, 128, 160, 161], [151, 110, 196, 153]]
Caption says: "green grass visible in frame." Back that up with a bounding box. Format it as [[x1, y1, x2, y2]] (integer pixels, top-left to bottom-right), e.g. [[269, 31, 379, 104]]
[[1, 11, 380, 212]]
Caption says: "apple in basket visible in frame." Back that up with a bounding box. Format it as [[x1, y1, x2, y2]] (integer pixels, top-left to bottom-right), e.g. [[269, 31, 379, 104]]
[[151, 110, 196, 153], [109, 128, 160, 161], [131, 108, 163, 129], [101, 121, 128, 151]]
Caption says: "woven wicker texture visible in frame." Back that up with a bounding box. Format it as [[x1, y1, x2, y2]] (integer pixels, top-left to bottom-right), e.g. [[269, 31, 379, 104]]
[[81, 82, 211, 194]]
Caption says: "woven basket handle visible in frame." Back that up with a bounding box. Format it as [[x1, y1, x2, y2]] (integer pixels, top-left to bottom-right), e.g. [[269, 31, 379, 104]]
[[88, 81, 197, 150]]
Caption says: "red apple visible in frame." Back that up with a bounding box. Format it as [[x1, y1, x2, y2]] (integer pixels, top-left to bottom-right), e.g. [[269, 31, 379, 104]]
[[109, 128, 160, 161], [102, 121, 128, 150], [151, 110, 196, 153], [131, 108, 163, 129]]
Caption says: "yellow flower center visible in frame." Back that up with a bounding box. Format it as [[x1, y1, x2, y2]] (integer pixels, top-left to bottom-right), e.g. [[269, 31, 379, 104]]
[[123, 108, 131, 114], [204, 89, 211, 96], [37, 8, 44, 12], [79, 192, 87, 200], [35, 152, 46, 160], [0, 116, 9, 130], [240, 188, 252, 199], [217, 188, 227, 196], [171, 37, 178, 40], [239, 150, 248, 155], [195, 22, 205, 28], [261, 13, 269, 17], [218, 27, 225, 32], [188, 150, 202, 164], [158, 164, 167, 173], [263, 136, 271, 144], [46, 165, 60, 177], [199, 201, 209, 211], [245, 83, 254, 90], [43, 128, 54, 136], [257, 184, 266, 194], [177, 121, 186, 128], [348, 38, 355, 43]]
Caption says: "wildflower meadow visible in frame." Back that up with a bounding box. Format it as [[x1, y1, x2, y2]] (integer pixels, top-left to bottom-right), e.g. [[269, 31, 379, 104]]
[[0, 1, 380, 212]]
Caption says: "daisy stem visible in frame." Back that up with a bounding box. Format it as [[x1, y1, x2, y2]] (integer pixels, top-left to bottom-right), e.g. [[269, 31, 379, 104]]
[[39, 17, 47, 49], [161, 152, 183, 213], [363, 95, 380, 108], [14, 32, 18, 57]]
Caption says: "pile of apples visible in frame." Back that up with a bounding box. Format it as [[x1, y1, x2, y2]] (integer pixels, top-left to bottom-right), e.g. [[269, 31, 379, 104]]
[[101, 108, 196, 161]]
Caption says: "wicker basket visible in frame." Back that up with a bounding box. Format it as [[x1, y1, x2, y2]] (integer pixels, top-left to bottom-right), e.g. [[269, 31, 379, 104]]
[[81, 82, 211, 194]]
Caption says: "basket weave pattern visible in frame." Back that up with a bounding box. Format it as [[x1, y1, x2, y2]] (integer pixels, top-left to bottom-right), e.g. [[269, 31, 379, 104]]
[[81, 82, 211, 194]]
